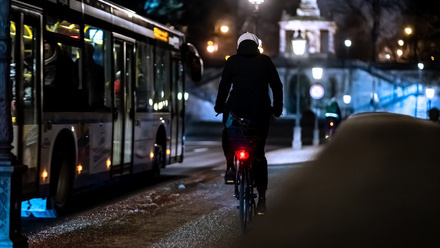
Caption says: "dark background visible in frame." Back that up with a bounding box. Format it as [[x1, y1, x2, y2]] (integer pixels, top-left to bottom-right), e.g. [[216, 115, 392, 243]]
[[110, 0, 440, 67]]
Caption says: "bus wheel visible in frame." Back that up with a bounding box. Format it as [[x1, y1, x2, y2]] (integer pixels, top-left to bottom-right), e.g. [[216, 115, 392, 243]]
[[50, 149, 73, 215], [151, 145, 163, 181]]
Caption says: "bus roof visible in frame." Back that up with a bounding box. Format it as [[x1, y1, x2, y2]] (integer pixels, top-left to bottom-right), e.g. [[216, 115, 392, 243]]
[[13, 0, 186, 49]]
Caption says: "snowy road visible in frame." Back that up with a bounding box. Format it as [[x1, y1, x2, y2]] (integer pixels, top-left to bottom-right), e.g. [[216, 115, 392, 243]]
[[22, 140, 302, 248]]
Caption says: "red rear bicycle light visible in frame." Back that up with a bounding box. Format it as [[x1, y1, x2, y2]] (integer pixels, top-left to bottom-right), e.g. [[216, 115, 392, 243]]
[[237, 150, 249, 160]]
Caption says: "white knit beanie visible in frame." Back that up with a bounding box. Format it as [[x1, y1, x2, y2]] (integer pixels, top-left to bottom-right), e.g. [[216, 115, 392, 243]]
[[237, 32, 259, 48]]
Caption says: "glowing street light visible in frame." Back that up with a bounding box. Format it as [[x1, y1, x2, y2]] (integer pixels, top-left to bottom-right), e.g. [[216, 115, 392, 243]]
[[426, 87, 435, 110], [343, 94, 351, 119], [312, 67, 323, 80], [415, 62, 424, 117], [220, 25, 229, 34], [292, 31, 307, 57], [344, 39, 351, 63], [426, 88, 435, 99], [343, 94, 352, 104], [206, 41, 216, 53], [310, 71, 324, 147], [405, 27, 413, 35], [249, 0, 264, 9], [291, 30, 306, 150]]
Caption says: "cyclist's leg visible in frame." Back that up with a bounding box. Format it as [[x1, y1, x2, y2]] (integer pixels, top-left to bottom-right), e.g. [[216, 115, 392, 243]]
[[222, 128, 235, 170], [253, 156, 268, 195], [223, 128, 236, 184], [253, 154, 267, 215], [254, 121, 269, 214], [253, 119, 269, 195]]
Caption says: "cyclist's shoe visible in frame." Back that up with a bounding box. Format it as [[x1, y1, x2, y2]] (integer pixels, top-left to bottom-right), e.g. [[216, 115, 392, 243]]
[[256, 196, 266, 215], [224, 170, 236, 185]]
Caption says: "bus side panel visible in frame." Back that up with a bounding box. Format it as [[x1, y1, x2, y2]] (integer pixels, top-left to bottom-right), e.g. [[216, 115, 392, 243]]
[[73, 112, 112, 187], [132, 113, 155, 173], [85, 113, 112, 175]]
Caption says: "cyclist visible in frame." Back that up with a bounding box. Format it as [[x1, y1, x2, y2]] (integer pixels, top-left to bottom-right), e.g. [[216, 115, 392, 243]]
[[214, 32, 283, 215], [325, 97, 342, 138]]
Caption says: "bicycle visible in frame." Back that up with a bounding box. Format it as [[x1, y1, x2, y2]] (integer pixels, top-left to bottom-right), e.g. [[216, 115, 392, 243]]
[[325, 114, 340, 140], [224, 112, 259, 234]]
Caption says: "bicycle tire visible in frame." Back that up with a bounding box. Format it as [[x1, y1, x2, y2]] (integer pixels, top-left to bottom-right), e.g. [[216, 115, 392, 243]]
[[246, 180, 255, 224], [239, 170, 248, 233]]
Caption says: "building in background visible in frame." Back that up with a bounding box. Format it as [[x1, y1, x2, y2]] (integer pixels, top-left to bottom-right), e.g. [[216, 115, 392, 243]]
[[278, 0, 336, 59], [187, 0, 438, 126]]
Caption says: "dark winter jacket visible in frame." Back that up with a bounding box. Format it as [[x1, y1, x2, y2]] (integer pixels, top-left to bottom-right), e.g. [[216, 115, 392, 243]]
[[215, 40, 283, 123]]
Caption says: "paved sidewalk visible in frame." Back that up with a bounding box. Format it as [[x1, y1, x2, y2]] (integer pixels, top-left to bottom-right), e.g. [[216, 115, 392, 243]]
[[266, 145, 324, 165]]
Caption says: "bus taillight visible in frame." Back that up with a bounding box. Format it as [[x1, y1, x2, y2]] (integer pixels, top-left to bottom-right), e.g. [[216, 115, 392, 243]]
[[42, 170, 48, 180], [106, 158, 111, 169]]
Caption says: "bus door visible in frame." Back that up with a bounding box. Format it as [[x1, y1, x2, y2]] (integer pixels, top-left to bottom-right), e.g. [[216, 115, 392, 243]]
[[111, 36, 135, 176], [10, 8, 41, 195], [170, 55, 184, 161]]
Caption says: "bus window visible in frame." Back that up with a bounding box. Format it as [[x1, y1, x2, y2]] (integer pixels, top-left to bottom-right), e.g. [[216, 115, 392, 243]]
[[83, 25, 107, 110], [10, 21, 17, 123], [136, 42, 154, 112], [23, 24, 38, 124], [84, 26, 104, 65], [10, 21, 37, 123], [43, 39, 80, 111], [154, 46, 170, 112], [10, 12, 41, 180], [46, 16, 80, 39]]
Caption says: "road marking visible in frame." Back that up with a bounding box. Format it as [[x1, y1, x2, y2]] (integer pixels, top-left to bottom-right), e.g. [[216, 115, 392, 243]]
[[194, 148, 209, 153]]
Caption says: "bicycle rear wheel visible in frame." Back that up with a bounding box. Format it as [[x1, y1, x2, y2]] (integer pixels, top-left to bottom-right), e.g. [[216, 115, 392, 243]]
[[239, 165, 255, 234], [239, 169, 248, 233]]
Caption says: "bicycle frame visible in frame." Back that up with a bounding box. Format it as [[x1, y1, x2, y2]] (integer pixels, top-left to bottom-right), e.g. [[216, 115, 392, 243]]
[[224, 112, 258, 233]]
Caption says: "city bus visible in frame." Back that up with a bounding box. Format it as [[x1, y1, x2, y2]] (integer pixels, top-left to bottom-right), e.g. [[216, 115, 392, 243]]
[[10, 0, 203, 216]]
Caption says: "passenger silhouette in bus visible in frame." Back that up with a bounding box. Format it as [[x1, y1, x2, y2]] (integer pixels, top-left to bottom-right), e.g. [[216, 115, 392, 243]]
[[43, 40, 74, 110], [44, 40, 73, 87], [83, 43, 105, 109]]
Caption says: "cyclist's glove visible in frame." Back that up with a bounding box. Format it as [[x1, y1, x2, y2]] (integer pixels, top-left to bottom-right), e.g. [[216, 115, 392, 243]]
[[214, 105, 224, 114]]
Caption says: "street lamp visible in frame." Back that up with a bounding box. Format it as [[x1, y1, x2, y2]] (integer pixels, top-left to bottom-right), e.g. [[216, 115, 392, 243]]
[[312, 67, 323, 80], [343, 94, 351, 104], [343, 94, 351, 118], [206, 40, 217, 53], [291, 30, 306, 149], [248, 0, 264, 35], [248, 0, 264, 10], [344, 39, 351, 59], [426, 87, 435, 110], [220, 25, 229, 34], [292, 31, 307, 56], [311, 67, 324, 147], [415, 62, 424, 117], [404, 26, 418, 63]]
